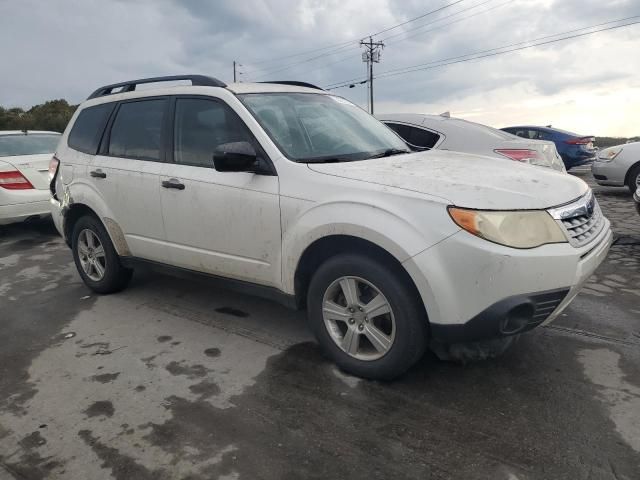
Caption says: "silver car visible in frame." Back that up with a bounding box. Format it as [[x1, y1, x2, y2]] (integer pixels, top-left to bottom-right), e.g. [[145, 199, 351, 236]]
[[377, 113, 566, 172], [592, 141, 640, 194]]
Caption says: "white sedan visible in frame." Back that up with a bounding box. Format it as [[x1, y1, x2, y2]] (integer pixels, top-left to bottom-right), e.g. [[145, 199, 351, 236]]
[[0, 130, 61, 225], [377, 113, 566, 172], [592, 141, 640, 194]]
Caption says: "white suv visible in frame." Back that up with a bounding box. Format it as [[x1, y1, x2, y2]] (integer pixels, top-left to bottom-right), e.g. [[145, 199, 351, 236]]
[[50, 75, 612, 379]]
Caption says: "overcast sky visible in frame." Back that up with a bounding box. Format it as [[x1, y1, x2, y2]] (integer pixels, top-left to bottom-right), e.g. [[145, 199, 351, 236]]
[[1, 0, 638, 135]]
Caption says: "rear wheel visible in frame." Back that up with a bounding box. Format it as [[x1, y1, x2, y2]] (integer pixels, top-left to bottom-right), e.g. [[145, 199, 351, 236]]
[[627, 164, 640, 194], [307, 254, 427, 380], [71, 215, 132, 294]]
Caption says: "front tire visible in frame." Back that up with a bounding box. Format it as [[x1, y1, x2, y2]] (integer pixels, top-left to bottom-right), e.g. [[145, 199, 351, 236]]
[[307, 254, 428, 380], [71, 215, 132, 294], [627, 164, 640, 194]]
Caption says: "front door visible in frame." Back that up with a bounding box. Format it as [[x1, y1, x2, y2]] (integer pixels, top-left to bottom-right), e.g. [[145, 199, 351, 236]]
[[159, 96, 281, 287]]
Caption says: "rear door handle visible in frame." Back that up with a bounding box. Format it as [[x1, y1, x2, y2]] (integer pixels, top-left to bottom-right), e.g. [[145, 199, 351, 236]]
[[90, 169, 107, 179], [161, 178, 185, 190]]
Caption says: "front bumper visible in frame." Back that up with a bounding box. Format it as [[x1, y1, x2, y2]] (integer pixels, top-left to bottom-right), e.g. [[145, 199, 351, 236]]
[[403, 220, 612, 343], [591, 160, 625, 186]]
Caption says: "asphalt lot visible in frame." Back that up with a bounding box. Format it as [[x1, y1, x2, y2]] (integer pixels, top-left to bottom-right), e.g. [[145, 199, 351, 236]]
[[1, 170, 639, 480]]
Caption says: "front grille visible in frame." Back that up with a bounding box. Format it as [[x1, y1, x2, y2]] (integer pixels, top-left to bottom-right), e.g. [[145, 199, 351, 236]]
[[560, 202, 604, 247], [548, 191, 605, 248]]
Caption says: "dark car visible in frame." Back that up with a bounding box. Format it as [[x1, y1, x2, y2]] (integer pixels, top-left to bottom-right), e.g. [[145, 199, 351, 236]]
[[501, 125, 596, 170]]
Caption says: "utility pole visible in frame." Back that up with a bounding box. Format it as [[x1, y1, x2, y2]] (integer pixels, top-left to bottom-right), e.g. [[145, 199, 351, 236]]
[[233, 61, 237, 82], [360, 36, 384, 114]]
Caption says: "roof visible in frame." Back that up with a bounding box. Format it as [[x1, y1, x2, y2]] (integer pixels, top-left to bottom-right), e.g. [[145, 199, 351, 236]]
[[0, 130, 61, 136]]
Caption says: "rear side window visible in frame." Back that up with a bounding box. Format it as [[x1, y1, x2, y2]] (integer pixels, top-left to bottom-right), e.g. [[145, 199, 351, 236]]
[[108, 99, 166, 161], [408, 127, 440, 149], [174, 98, 253, 168], [68, 103, 114, 154], [385, 122, 413, 141], [384, 122, 440, 150]]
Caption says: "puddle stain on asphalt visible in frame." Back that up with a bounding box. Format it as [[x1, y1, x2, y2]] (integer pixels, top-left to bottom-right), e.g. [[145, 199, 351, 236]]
[[0, 293, 275, 479], [84, 401, 115, 418], [578, 348, 640, 453]]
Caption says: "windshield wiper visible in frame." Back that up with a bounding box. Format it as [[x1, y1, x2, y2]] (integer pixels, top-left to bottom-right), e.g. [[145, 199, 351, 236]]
[[367, 148, 411, 159], [300, 157, 356, 164]]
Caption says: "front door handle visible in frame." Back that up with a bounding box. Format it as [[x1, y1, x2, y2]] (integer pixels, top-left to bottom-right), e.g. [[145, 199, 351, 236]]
[[90, 169, 107, 179], [161, 178, 185, 190]]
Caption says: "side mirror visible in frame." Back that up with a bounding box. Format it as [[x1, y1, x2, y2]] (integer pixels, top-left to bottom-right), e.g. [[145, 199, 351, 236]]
[[214, 141, 258, 172]]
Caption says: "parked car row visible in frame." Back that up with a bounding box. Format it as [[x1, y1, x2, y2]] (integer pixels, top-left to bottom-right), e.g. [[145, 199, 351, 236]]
[[501, 125, 597, 170], [41, 75, 613, 379], [377, 113, 566, 172]]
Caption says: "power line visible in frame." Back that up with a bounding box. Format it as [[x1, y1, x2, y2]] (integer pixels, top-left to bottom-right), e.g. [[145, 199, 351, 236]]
[[244, 0, 469, 77], [325, 16, 640, 90], [323, 0, 514, 89], [383, 0, 509, 43], [292, 0, 510, 83], [369, 0, 467, 37]]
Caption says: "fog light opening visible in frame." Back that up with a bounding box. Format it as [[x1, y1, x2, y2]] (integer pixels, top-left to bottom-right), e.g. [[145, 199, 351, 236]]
[[500, 304, 535, 335]]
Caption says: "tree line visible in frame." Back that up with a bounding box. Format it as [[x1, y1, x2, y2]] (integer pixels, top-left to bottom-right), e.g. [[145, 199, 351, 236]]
[[0, 100, 77, 133], [0, 99, 638, 147]]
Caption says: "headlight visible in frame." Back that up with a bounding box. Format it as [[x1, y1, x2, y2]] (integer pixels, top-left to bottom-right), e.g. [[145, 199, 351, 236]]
[[597, 146, 623, 162], [448, 207, 567, 248]]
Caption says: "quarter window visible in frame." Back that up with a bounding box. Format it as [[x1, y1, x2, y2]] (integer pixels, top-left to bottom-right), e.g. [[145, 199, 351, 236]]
[[173, 98, 253, 168], [108, 99, 166, 161], [68, 103, 114, 154], [408, 127, 440, 149]]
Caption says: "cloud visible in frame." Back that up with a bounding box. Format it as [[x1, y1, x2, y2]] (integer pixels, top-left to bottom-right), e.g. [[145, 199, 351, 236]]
[[0, 0, 638, 135]]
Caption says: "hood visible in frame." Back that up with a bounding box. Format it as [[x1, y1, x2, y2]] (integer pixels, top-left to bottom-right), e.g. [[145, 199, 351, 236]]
[[307, 150, 588, 210]]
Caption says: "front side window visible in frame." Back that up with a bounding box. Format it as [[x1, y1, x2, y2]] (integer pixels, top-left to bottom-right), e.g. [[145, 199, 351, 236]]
[[174, 98, 253, 168], [239, 93, 408, 162], [0, 133, 60, 157], [108, 99, 166, 161], [68, 103, 114, 154]]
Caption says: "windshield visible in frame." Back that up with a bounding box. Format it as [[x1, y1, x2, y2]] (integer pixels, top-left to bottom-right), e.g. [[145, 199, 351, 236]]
[[0, 133, 60, 157], [238, 93, 409, 162]]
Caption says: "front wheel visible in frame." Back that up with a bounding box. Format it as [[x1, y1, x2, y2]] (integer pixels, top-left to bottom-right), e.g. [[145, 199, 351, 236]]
[[627, 164, 640, 194], [71, 215, 132, 294], [307, 254, 428, 380]]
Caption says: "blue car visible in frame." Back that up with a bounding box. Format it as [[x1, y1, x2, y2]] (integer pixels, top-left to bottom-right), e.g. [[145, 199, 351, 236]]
[[501, 125, 596, 170]]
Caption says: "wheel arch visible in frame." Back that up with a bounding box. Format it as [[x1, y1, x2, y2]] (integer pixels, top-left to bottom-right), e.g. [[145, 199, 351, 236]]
[[292, 235, 429, 327], [63, 203, 130, 256], [624, 159, 640, 188]]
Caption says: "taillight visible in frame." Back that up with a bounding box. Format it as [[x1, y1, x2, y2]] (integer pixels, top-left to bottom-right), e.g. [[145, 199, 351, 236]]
[[494, 149, 539, 163], [49, 155, 60, 181], [565, 137, 594, 145], [0, 171, 34, 190]]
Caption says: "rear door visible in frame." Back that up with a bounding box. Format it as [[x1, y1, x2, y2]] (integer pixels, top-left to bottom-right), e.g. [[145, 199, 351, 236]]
[[89, 97, 169, 261], [158, 96, 281, 287]]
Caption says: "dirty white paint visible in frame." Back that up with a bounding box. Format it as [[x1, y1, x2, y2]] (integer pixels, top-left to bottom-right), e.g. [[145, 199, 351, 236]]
[[0, 294, 281, 478], [578, 348, 640, 453]]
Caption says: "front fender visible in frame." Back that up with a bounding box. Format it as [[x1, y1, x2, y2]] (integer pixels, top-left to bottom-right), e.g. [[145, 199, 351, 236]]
[[280, 197, 456, 295]]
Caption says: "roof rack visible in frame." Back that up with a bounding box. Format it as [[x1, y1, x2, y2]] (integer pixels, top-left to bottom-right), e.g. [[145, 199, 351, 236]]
[[87, 75, 227, 99], [259, 81, 324, 91]]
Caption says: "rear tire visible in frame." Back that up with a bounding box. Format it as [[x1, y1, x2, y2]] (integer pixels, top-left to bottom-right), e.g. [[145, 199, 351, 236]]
[[627, 164, 640, 194], [307, 253, 428, 380], [71, 215, 132, 294]]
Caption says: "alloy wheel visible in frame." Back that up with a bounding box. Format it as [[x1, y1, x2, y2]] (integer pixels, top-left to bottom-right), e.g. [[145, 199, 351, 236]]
[[322, 276, 396, 361], [77, 229, 106, 281]]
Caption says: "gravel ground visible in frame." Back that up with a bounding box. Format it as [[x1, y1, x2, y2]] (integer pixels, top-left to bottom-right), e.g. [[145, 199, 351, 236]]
[[0, 168, 638, 480]]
